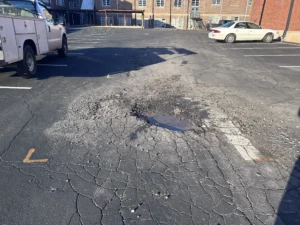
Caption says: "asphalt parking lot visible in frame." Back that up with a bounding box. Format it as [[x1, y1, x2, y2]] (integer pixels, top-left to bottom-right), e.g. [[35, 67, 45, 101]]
[[213, 41, 300, 70], [0, 28, 299, 225]]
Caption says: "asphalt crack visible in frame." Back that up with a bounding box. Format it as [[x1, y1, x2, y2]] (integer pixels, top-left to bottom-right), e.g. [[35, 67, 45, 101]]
[[0, 100, 34, 160]]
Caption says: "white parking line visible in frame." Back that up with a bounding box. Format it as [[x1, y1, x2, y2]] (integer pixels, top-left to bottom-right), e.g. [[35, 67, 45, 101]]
[[0, 86, 32, 90], [68, 41, 98, 44], [37, 64, 67, 67], [206, 110, 270, 162], [279, 42, 300, 46], [244, 54, 300, 57], [225, 47, 300, 50], [45, 53, 84, 56], [279, 66, 300, 68]]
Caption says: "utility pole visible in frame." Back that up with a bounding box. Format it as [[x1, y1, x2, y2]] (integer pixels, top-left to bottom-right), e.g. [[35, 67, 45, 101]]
[[283, 0, 295, 39], [259, 0, 267, 25]]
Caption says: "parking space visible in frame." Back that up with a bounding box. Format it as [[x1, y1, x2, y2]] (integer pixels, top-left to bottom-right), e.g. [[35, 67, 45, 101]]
[[209, 40, 300, 70]]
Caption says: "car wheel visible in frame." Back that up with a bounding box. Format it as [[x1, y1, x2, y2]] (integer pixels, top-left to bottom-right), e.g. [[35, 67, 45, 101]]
[[17, 45, 36, 78], [225, 34, 236, 43], [263, 33, 273, 43], [58, 36, 68, 57]]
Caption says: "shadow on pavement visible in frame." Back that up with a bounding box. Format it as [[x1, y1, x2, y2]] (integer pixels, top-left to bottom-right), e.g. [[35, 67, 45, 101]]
[[275, 156, 300, 224], [66, 27, 86, 34], [298, 108, 300, 117], [17, 47, 195, 80]]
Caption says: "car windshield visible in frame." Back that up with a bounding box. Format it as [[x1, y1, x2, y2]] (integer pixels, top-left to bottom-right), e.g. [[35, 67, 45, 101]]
[[221, 21, 235, 28]]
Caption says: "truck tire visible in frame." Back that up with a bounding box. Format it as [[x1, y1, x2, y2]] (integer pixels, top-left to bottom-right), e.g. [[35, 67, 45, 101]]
[[225, 34, 236, 43], [263, 33, 273, 43], [17, 45, 36, 78], [58, 37, 68, 57]]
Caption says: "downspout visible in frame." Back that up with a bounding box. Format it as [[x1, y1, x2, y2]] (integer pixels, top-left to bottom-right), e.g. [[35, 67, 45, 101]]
[[259, 0, 267, 25], [244, 1, 248, 21], [186, 0, 190, 30], [169, 0, 171, 28], [203, 0, 207, 23], [117, 0, 118, 25], [219, 0, 223, 20], [152, 0, 154, 28], [282, 0, 295, 39]]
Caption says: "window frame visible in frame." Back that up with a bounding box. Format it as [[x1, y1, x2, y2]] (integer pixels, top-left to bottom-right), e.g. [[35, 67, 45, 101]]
[[156, 0, 164, 7], [69, 2, 77, 8], [212, 0, 221, 5], [139, 0, 146, 7], [174, 0, 181, 8], [102, 0, 111, 7], [192, 0, 199, 7], [56, 0, 64, 7]]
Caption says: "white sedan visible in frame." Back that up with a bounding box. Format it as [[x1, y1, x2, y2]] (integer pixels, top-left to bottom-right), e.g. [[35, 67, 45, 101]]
[[208, 21, 281, 43]]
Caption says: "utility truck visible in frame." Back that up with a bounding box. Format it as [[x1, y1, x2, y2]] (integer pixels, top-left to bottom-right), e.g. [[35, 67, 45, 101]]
[[0, 0, 67, 78]]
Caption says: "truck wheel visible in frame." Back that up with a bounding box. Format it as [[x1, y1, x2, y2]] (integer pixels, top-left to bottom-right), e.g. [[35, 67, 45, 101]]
[[17, 45, 36, 78], [58, 37, 68, 57], [263, 33, 273, 43], [225, 34, 236, 43]]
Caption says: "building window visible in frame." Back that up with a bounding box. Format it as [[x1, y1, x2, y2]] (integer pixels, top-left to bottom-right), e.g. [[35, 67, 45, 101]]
[[212, 0, 221, 4], [192, 0, 199, 6], [56, 0, 64, 6], [69, 2, 78, 8], [156, 0, 164, 7], [174, 0, 181, 7], [234, 16, 239, 21], [248, 0, 252, 5], [101, 17, 114, 25], [139, 0, 146, 6], [103, 0, 110, 6]]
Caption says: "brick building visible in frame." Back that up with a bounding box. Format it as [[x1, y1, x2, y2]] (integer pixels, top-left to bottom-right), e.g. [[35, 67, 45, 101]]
[[48, 0, 255, 29], [201, 0, 253, 24], [92, 0, 255, 29], [250, 0, 300, 43], [94, 0, 193, 29]]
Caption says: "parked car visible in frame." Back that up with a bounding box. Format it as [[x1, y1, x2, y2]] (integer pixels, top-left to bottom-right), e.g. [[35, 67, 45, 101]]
[[0, 0, 68, 78], [208, 21, 281, 43], [206, 19, 233, 31]]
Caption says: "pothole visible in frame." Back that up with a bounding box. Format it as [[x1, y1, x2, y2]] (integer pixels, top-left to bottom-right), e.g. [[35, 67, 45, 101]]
[[130, 103, 192, 132]]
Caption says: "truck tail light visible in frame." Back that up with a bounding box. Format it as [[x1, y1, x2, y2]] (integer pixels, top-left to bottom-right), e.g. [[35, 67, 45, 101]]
[[213, 30, 221, 33]]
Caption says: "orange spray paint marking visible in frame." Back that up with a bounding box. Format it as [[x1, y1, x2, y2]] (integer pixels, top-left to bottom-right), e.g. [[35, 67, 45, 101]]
[[23, 148, 48, 163]]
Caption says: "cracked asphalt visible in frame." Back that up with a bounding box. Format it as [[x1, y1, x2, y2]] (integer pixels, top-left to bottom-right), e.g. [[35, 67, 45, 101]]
[[0, 27, 300, 225]]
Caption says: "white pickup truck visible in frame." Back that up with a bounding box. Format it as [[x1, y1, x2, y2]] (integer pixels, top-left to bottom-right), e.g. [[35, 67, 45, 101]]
[[0, 0, 68, 78]]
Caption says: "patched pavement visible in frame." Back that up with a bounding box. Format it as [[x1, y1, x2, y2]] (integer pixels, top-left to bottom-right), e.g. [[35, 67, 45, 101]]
[[0, 27, 300, 225]]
